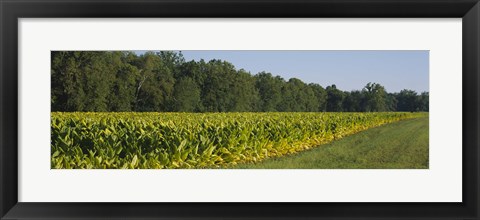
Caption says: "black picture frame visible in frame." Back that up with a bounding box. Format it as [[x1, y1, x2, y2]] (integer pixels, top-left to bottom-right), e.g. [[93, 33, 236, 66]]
[[1, 0, 479, 219]]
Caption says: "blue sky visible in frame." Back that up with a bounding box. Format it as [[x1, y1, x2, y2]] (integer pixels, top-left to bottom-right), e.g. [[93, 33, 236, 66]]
[[136, 50, 429, 93]]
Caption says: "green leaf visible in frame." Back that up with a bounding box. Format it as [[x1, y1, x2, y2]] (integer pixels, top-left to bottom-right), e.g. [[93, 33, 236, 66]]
[[131, 155, 138, 168]]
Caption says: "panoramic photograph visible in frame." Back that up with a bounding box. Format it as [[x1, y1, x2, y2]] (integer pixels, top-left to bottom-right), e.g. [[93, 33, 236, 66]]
[[51, 50, 429, 169]]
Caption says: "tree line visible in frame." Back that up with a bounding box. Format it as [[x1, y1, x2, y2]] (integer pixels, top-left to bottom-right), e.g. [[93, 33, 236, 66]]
[[51, 51, 429, 112]]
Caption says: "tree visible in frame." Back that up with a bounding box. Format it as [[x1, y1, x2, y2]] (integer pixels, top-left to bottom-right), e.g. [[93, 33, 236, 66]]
[[135, 52, 176, 111], [51, 51, 429, 113], [385, 93, 398, 111], [278, 78, 318, 112], [254, 72, 284, 112], [108, 52, 139, 111], [326, 85, 345, 112], [395, 89, 419, 112], [51, 51, 118, 112], [303, 84, 320, 112], [362, 82, 387, 112], [51, 51, 86, 111], [418, 92, 429, 112], [201, 60, 236, 112], [309, 83, 327, 112], [230, 69, 260, 112], [172, 77, 201, 112], [343, 90, 364, 112]]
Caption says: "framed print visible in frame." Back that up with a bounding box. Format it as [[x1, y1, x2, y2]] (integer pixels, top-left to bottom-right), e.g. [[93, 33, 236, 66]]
[[1, 0, 479, 219]]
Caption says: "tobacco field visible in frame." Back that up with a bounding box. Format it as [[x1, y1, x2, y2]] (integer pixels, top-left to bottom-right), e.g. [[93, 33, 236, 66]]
[[51, 112, 423, 169]]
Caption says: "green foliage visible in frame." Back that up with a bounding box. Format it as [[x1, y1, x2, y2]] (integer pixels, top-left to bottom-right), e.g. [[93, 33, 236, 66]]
[[277, 78, 319, 112], [326, 85, 345, 112], [238, 115, 429, 169], [309, 83, 328, 112], [51, 112, 423, 169], [201, 60, 237, 112], [108, 53, 139, 111], [342, 90, 364, 112], [230, 69, 260, 111], [172, 77, 201, 112], [254, 72, 284, 112], [134, 52, 176, 111], [395, 89, 428, 112], [51, 51, 429, 113], [362, 82, 387, 112]]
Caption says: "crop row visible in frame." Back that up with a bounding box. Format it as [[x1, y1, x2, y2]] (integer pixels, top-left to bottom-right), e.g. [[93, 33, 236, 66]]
[[51, 112, 423, 169]]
